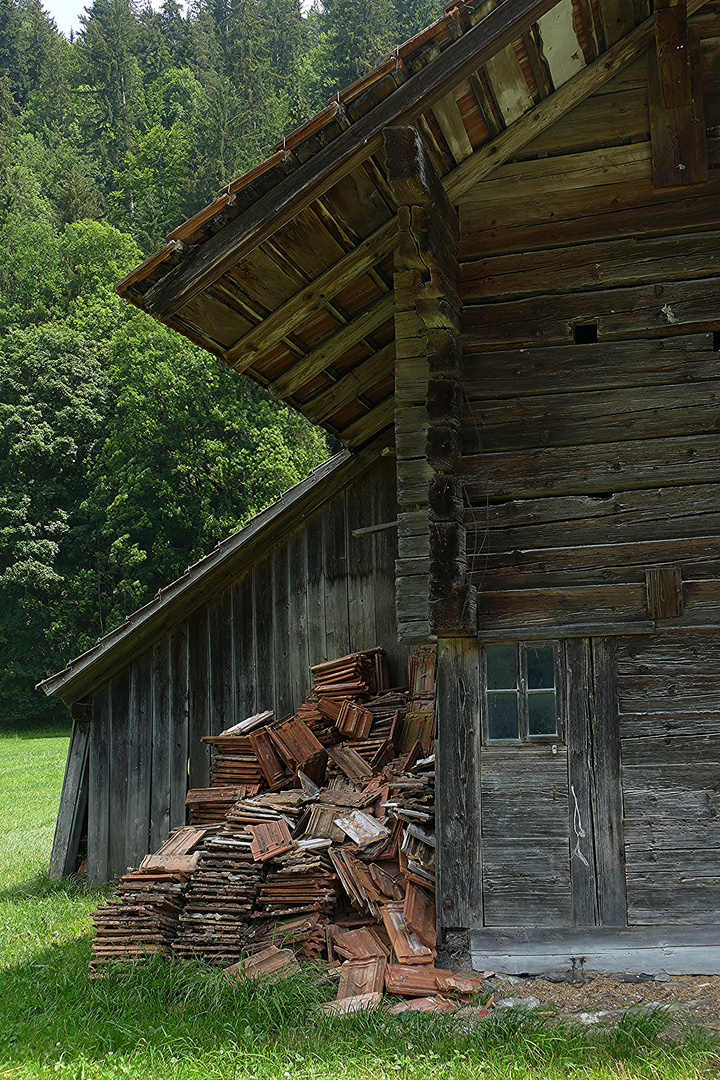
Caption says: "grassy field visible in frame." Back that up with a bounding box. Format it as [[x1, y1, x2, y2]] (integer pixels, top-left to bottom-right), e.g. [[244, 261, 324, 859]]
[[2, 728, 720, 1080]]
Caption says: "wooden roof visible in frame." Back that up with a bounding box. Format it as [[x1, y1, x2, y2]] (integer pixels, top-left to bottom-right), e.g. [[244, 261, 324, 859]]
[[115, 0, 691, 449]]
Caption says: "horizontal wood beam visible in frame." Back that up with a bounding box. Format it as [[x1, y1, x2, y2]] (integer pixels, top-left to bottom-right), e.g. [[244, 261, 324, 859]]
[[225, 218, 397, 371], [443, 0, 708, 203], [138, 0, 560, 319], [270, 293, 394, 399], [342, 394, 395, 447], [303, 341, 395, 424]]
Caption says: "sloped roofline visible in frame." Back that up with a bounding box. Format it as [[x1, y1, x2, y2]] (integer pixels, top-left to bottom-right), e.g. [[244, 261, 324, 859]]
[[38, 438, 390, 705]]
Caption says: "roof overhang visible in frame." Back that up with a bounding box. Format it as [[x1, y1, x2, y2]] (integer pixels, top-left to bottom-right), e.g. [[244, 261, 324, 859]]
[[115, 0, 677, 449]]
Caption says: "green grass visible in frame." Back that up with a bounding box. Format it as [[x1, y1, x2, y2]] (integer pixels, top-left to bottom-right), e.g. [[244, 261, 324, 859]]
[[2, 728, 720, 1080]]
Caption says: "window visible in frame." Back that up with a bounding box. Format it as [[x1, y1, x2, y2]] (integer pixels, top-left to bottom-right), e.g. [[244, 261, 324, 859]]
[[482, 641, 561, 743]]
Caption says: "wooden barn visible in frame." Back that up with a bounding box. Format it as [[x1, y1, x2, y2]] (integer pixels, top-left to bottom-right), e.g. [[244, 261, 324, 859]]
[[42, 0, 720, 973]]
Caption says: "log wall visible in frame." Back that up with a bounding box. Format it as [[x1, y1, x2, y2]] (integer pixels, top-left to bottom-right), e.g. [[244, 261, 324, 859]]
[[86, 456, 404, 883], [456, 25, 720, 633]]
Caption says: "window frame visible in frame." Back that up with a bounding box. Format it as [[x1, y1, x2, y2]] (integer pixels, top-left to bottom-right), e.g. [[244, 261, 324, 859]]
[[480, 639, 564, 745]]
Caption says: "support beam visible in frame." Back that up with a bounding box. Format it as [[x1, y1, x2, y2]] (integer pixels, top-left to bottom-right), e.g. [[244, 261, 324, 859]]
[[224, 217, 397, 370], [303, 342, 395, 425], [270, 293, 394, 399], [48, 717, 90, 879]]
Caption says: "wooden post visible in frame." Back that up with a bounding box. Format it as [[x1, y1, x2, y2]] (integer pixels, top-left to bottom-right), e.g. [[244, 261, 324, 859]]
[[647, 0, 708, 189], [435, 637, 482, 931], [48, 713, 90, 879], [385, 125, 476, 642]]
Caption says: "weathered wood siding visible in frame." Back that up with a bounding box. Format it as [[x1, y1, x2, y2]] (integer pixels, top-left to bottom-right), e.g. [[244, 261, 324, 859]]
[[456, 24, 720, 632], [618, 627, 720, 925], [86, 456, 403, 883]]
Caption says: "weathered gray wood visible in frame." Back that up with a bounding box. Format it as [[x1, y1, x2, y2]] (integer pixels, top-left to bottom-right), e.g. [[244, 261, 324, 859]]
[[150, 638, 171, 855], [461, 277, 720, 348], [188, 607, 210, 789], [209, 587, 234, 735], [470, 924, 720, 974], [87, 684, 111, 884], [481, 747, 569, 838], [622, 763, 720, 818], [233, 573, 257, 718], [617, 627, 720, 675], [108, 672, 131, 879], [625, 818, 720, 857], [646, 566, 684, 619], [620, 710, 720, 739], [477, 623, 655, 642], [482, 839, 572, 927], [628, 880, 720, 924], [462, 381, 720, 452], [169, 626, 189, 830], [459, 433, 720, 500], [619, 673, 720, 713], [346, 476, 378, 656], [127, 650, 152, 866], [622, 734, 720, 766], [565, 639, 599, 926], [476, 584, 648, 631], [48, 718, 90, 879], [323, 493, 351, 660], [590, 638, 627, 926], [286, 530, 310, 711], [461, 334, 714, 396], [272, 544, 293, 719], [253, 554, 276, 714], [436, 637, 482, 930], [373, 457, 406, 684], [305, 511, 327, 667]]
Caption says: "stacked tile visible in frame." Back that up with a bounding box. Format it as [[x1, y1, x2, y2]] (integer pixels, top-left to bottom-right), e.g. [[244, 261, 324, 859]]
[[254, 846, 340, 920], [202, 733, 267, 789], [186, 785, 259, 825], [309, 649, 381, 700], [90, 869, 190, 974], [172, 833, 264, 966]]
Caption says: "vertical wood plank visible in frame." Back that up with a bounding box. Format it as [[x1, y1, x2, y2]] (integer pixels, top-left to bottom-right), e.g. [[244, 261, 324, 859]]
[[305, 510, 327, 668], [126, 650, 152, 867], [287, 529, 310, 710], [233, 573, 256, 721], [150, 638, 171, 854], [254, 556, 277, 715], [87, 684, 111, 884], [170, 623, 189, 830], [346, 472, 378, 655], [372, 456, 405, 684], [272, 544, 293, 718], [188, 606, 211, 789], [323, 492, 351, 659], [436, 637, 482, 930], [108, 671, 131, 879], [49, 718, 90, 879], [209, 587, 235, 736], [565, 638, 600, 926], [591, 637, 628, 926]]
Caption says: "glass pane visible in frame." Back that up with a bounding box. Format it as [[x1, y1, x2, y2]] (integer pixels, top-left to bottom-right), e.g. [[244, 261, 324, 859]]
[[527, 646, 555, 690], [528, 692, 557, 736], [487, 693, 518, 739], [486, 644, 517, 690]]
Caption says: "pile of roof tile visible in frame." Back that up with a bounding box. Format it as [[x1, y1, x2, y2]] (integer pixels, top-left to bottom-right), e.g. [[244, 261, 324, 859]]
[[88, 644, 486, 1012]]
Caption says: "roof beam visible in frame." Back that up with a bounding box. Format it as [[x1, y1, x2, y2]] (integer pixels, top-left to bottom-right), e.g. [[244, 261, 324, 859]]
[[303, 341, 395, 425], [270, 293, 395, 399], [225, 217, 397, 372], [139, 0, 561, 319], [443, 0, 708, 203]]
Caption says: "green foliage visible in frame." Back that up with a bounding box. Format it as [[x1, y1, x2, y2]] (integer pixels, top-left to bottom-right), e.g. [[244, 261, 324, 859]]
[[0, 0, 450, 721]]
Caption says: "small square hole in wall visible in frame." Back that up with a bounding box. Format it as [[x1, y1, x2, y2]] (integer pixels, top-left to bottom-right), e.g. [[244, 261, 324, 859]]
[[713, 331, 720, 351], [574, 322, 598, 344]]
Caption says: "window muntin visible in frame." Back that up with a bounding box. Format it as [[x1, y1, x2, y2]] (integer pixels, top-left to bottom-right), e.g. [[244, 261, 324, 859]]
[[484, 641, 560, 743]]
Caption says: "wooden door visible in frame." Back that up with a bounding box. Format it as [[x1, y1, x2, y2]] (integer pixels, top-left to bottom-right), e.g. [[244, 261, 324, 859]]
[[478, 637, 627, 929]]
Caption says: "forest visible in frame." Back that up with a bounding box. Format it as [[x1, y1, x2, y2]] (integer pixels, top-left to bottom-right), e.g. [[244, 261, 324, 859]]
[[0, 0, 440, 723]]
